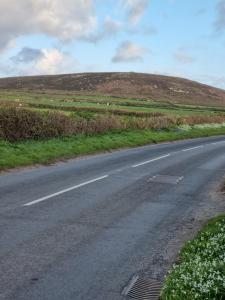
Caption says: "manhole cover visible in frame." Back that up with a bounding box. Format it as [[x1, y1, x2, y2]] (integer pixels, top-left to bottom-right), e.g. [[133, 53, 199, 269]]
[[148, 175, 184, 185], [123, 276, 162, 300]]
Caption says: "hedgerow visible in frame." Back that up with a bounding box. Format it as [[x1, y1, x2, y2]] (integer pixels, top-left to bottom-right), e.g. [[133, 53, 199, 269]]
[[1, 107, 225, 143]]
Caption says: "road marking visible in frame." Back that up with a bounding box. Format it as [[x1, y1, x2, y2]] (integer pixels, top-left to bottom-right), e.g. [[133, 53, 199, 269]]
[[132, 154, 171, 168], [182, 145, 203, 152], [210, 141, 225, 145], [22, 139, 225, 207], [23, 175, 109, 207]]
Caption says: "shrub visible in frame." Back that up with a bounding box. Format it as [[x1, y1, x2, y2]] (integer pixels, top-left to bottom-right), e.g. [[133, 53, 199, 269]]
[[126, 116, 178, 130], [0, 108, 125, 142], [0, 108, 76, 142], [1, 107, 225, 143]]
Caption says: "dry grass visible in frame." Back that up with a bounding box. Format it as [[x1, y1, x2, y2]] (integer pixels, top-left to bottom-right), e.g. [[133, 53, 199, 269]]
[[0, 108, 177, 142], [184, 115, 225, 125], [0, 108, 77, 142], [1, 108, 225, 143], [126, 116, 177, 130]]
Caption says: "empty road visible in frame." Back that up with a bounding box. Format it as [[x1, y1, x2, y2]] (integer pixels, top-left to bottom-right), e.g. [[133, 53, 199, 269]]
[[1, 135, 225, 300]]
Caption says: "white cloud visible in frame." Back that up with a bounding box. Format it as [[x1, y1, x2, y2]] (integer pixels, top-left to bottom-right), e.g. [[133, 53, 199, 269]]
[[31, 49, 75, 75], [2, 48, 77, 76], [123, 0, 149, 25], [82, 16, 122, 43], [112, 41, 148, 62], [0, 0, 97, 50]]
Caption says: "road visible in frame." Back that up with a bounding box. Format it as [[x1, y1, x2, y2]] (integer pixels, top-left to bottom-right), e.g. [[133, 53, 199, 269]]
[[1, 135, 225, 300]]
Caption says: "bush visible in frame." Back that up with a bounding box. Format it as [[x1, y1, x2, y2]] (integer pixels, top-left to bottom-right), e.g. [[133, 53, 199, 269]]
[[0, 108, 77, 142], [126, 116, 178, 130], [1, 107, 225, 143], [0, 108, 125, 142]]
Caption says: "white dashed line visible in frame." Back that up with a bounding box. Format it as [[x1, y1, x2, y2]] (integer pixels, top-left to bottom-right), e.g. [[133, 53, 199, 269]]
[[210, 141, 225, 145], [23, 139, 225, 207], [181, 145, 203, 152], [23, 175, 109, 206], [132, 154, 171, 168]]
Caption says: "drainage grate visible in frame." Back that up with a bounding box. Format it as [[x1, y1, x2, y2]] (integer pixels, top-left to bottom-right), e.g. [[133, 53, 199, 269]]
[[123, 276, 162, 300], [148, 175, 184, 185]]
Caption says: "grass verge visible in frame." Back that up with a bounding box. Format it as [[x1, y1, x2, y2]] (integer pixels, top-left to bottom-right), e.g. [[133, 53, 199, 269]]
[[0, 127, 225, 171], [161, 215, 225, 300]]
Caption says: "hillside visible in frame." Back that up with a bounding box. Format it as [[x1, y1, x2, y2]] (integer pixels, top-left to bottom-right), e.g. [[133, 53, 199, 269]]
[[0, 72, 225, 107]]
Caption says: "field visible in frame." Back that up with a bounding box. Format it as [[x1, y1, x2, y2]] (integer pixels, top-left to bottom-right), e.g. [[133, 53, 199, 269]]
[[1, 73, 225, 170], [2, 89, 225, 116], [1, 72, 225, 107]]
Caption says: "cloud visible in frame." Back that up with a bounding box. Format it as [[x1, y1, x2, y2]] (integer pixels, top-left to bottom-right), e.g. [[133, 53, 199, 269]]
[[103, 17, 122, 38], [174, 48, 195, 64], [112, 41, 148, 63], [31, 49, 76, 75], [11, 47, 44, 63], [214, 0, 225, 32], [123, 0, 149, 25], [82, 16, 122, 43], [2, 48, 77, 76], [0, 0, 97, 50]]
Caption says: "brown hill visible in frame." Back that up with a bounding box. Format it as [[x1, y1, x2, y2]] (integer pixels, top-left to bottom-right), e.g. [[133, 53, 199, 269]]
[[0, 72, 225, 107]]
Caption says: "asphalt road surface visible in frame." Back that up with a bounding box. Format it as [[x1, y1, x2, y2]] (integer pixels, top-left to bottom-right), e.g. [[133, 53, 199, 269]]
[[1, 136, 225, 300]]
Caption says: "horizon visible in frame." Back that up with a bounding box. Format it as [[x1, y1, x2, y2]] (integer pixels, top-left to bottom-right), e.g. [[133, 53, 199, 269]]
[[0, 1, 225, 89]]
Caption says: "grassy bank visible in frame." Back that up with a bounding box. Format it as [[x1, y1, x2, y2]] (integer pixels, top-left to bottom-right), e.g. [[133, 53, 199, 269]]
[[161, 215, 225, 300], [1, 126, 225, 171]]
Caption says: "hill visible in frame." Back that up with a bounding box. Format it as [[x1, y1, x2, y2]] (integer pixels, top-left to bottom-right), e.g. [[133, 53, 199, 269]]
[[0, 72, 225, 107]]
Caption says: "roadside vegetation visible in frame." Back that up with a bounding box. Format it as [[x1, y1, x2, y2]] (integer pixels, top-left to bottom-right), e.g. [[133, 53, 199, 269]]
[[1, 90, 225, 170], [1, 122, 225, 170], [161, 216, 225, 300]]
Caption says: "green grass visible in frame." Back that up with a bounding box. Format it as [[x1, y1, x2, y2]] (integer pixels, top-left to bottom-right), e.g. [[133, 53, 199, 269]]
[[1, 126, 225, 171], [161, 215, 225, 300], [1, 89, 225, 171], [1, 90, 224, 116]]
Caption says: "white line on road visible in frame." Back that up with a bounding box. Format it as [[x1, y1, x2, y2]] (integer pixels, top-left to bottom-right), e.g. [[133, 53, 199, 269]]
[[182, 145, 203, 152], [132, 154, 171, 168], [23, 175, 109, 207], [210, 141, 225, 145], [22, 139, 225, 207]]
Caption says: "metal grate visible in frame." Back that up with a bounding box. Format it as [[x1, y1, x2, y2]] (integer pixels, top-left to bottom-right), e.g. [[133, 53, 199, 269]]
[[123, 276, 162, 300], [148, 175, 184, 185]]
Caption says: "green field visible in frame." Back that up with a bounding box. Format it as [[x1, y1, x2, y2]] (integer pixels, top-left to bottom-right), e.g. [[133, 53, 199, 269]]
[[1, 89, 225, 170], [1, 89, 225, 116]]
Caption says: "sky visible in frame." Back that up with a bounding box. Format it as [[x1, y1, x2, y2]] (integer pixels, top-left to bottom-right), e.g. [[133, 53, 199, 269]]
[[0, 0, 225, 89]]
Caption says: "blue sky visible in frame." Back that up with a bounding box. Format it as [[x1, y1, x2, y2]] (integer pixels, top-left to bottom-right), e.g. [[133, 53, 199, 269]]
[[0, 0, 225, 89]]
